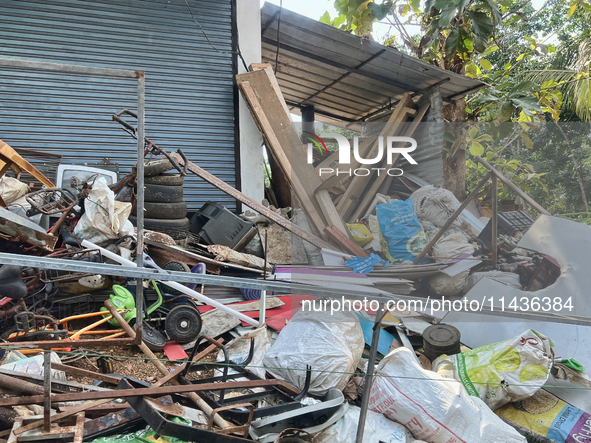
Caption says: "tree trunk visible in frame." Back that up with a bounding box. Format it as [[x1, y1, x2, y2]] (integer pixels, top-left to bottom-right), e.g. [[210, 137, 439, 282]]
[[443, 99, 467, 201]]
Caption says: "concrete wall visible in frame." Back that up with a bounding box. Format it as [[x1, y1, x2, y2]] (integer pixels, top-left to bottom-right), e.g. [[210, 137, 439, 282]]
[[236, 0, 265, 204]]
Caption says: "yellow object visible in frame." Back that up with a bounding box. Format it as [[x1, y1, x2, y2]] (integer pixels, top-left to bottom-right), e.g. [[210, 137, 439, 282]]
[[520, 364, 548, 382], [491, 346, 521, 372], [346, 223, 373, 247]]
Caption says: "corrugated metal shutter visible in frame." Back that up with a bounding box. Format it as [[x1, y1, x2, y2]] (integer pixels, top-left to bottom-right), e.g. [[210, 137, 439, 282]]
[[0, 0, 237, 211]]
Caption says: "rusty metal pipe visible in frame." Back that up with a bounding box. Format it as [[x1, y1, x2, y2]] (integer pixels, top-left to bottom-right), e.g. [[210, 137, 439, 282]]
[[0, 373, 44, 395]]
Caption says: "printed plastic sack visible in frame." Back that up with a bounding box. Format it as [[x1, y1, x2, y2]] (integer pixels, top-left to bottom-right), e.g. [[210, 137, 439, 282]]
[[495, 389, 591, 443], [432, 329, 554, 410], [74, 177, 134, 245], [90, 421, 190, 443], [369, 347, 527, 443], [376, 199, 427, 263], [263, 305, 364, 395], [315, 405, 426, 443], [346, 223, 374, 247], [411, 185, 461, 228]]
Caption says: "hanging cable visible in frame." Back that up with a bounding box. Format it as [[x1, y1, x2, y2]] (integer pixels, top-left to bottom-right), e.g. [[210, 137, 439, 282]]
[[182, 0, 248, 72], [274, 0, 283, 75]]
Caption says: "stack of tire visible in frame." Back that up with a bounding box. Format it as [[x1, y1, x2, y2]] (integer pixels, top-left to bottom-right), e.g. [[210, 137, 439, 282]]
[[130, 158, 190, 239]]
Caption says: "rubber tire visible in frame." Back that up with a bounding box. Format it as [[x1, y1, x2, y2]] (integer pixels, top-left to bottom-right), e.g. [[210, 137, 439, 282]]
[[132, 201, 187, 219], [145, 173, 184, 186], [165, 305, 202, 344], [143, 158, 173, 177], [144, 184, 184, 203], [128, 216, 191, 240], [141, 321, 166, 352], [161, 261, 191, 296]]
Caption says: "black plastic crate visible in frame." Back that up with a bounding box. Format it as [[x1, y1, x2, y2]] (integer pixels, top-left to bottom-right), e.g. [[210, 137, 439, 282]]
[[478, 210, 535, 249]]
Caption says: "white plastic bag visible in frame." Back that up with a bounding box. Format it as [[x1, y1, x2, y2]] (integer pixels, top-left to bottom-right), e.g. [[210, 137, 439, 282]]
[[74, 177, 134, 245], [431, 232, 474, 262], [429, 271, 469, 296], [369, 347, 527, 443], [0, 177, 29, 205], [411, 186, 461, 229], [218, 325, 270, 379], [315, 405, 425, 443], [263, 305, 364, 395], [432, 329, 554, 410]]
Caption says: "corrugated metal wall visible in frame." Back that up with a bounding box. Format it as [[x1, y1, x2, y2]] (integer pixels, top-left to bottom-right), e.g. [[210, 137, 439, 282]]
[[0, 0, 237, 211]]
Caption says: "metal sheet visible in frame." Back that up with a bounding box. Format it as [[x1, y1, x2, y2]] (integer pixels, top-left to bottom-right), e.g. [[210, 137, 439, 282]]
[[260, 2, 485, 122], [0, 0, 236, 211]]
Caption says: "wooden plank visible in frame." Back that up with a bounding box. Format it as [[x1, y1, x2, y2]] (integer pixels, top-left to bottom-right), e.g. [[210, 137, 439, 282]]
[[324, 226, 368, 258], [315, 188, 352, 238], [239, 81, 328, 236], [348, 103, 431, 222], [51, 363, 120, 385], [170, 152, 338, 252], [336, 93, 416, 220], [0, 140, 55, 188], [236, 68, 333, 237]]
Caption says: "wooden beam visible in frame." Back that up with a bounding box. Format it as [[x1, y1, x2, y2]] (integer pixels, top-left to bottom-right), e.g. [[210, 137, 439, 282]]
[[170, 152, 337, 252], [0, 140, 54, 188], [336, 93, 416, 220], [348, 103, 430, 222]]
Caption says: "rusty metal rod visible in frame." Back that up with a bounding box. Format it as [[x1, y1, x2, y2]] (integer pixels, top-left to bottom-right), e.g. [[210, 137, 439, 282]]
[[413, 171, 493, 264], [0, 373, 44, 395], [0, 378, 301, 407], [104, 301, 233, 430]]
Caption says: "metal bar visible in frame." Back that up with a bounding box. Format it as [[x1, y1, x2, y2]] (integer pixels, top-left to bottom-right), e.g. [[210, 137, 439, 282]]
[[413, 171, 493, 264], [0, 379, 303, 407], [261, 11, 280, 36], [475, 156, 550, 215], [259, 290, 267, 327], [43, 351, 51, 432], [0, 338, 134, 350], [135, 72, 145, 342], [0, 252, 409, 302], [356, 303, 387, 443], [492, 175, 498, 266], [0, 58, 138, 78], [300, 50, 386, 106], [0, 373, 44, 395], [51, 363, 120, 385], [261, 37, 415, 92]]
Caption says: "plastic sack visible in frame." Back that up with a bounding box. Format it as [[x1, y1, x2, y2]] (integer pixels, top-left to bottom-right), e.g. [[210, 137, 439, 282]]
[[315, 405, 425, 443], [411, 185, 461, 228], [369, 347, 527, 443], [90, 422, 190, 443], [347, 223, 374, 247], [263, 305, 364, 395], [74, 177, 134, 246], [431, 231, 474, 262], [0, 177, 29, 205], [432, 329, 554, 410], [429, 270, 469, 296], [218, 325, 270, 378], [495, 389, 591, 443], [376, 199, 428, 263]]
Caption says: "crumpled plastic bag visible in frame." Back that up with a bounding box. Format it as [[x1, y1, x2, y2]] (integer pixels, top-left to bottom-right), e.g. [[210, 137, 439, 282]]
[[345, 253, 389, 274], [346, 222, 374, 247], [315, 405, 425, 443], [432, 329, 555, 410], [429, 270, 469, 296], [74, 177, 133, 245], [369, 347, 527, 443], [0, 177, 29, 205], [376, 198, 428, 263], [411, 185, 461, 229], [263, 305, 364, 395]]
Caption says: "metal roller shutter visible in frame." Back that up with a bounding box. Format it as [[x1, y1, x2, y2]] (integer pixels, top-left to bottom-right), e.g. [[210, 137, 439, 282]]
[[0, 0, 237, 211]]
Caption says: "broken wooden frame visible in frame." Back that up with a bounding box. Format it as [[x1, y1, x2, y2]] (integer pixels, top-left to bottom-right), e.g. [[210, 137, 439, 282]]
[[0, 57, 146, 341], [412, 155, 551, 265]]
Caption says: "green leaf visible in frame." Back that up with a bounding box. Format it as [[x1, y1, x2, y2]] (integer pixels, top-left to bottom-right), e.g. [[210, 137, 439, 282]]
[[483, 44, 498, 55], [519, 133, 534, 150], [470, 11, 494, 53], [444, 27, 460, 59], [444, 131, 456, 143], [480, 58, 492, 70], [475, 134, 494, 142], [485, 150, 495, 160], [547, 45, 556, 53], [470, 141, 485, 156], [511, 96, 541, 116], [468, 126, 480, 138], [483, 0, 502, 24], [439, 3, 459, 27], [516, 53, 526, 61], [568, 0, 580, 17], [504, 62, 512, 70], [320, 11, 332, 24], [465, 62, 482, 78], [473, 93, 499, 106], [524, 36, 536, 44], [367, 1, 393, 20]]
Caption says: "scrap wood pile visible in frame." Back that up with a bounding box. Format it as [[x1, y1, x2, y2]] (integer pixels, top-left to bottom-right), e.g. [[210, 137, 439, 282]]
[[0, 69, 587, 443]]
